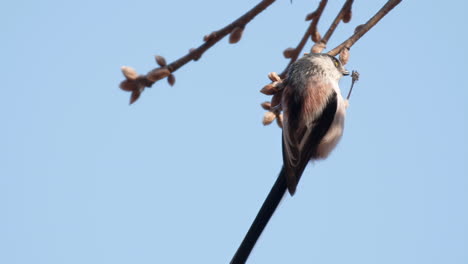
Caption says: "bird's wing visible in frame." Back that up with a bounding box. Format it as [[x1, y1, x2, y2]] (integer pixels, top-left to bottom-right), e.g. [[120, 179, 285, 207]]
[[282, 84, 337, 195]]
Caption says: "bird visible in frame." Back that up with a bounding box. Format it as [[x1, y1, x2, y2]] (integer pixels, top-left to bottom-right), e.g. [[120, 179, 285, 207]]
[[230, 53, 350, 263], [281, 53, 349, 194]]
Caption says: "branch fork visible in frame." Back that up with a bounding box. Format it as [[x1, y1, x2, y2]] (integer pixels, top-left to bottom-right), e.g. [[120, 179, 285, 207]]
[[119, 0, 276, 104], [260, 0, 401, 127]]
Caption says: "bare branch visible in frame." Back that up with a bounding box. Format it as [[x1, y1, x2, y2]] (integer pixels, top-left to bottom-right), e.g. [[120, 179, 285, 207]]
[[279, 0, 328, 78], [120, 0, 276, 104], [118, 1, 403, 262], [320, 0, 354, 45], [169, 0, 275, 72], [262, 0, 402, 128], [328, 0, 402, 56]]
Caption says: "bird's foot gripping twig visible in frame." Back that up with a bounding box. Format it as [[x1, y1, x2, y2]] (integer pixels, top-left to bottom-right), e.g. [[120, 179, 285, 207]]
[[346, 70, 360, 100]]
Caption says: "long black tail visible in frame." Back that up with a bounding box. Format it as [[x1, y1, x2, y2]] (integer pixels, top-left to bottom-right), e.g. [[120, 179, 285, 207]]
[[230, 166, 287, 264]]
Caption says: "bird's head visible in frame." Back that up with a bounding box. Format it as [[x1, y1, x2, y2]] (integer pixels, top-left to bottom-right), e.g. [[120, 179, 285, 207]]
[[304, 53, 349, 80]]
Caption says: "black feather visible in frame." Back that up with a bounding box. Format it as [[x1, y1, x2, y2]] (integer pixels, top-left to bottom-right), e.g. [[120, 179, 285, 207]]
[[283, 90, 338, 194]]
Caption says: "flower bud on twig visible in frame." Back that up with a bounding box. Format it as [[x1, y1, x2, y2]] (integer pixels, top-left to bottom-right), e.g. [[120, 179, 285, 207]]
[[121, 66, 138, 80], [260, 83, 279, 95], [283, 48, 295, 59], [167, 74, 176, 86], [311, 30, 321, 43], [339, 47, 350, 65], [342, 10, 352, 23], [262, 111, 276, 125], [354, 24, 365, 34], [229, 27, 244, 44], [268, 72, 281, 82], [155, 56, 167, 67], [261, 101, 272, 111], [130, 89, 142, 105], [120, 79, 137, 92], [311, 42, 326, 53]]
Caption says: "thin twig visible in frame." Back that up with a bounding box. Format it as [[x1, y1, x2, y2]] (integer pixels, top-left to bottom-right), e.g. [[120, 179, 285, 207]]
[[328, 0, 402, 56], [167, 0, 276, 73], [320, 0, 354, 45], [280, 0, 328, 78], [120, 0, 276, 103]]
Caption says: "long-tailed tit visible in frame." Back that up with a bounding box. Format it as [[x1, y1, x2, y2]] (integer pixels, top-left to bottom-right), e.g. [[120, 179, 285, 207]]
[[282, 53, 349, 195], [230, 54, 351, 263]]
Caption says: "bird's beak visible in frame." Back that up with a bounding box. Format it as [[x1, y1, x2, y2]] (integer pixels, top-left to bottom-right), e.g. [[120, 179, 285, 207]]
[[342, 69, 350, 76]]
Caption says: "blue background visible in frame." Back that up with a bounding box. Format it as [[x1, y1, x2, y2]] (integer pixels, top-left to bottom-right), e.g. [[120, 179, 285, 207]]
[[1, 0, 467, 263]]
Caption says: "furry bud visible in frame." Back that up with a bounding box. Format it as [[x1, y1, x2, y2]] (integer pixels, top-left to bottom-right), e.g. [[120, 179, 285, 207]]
[[155, 56, 167, 66], [121, 66, 138, 80], [262, 111, 276, 125], [268, 72, 281, 82], [260, 83, 278, 95], [129, 89, 141, 105], [120, 79, 137, 92], [147, 68, 171, 82], [311, 42, 326, 53], [189, 48, 202, 61], [342, 10, 352, 23], [283, 48, 295, 59], [339, 48, 350, 65], [229, 27, 244, 44], [311, 30, 321, 43], [167, 74, 176, 86], [261, 101, 271, 111], [354, 24, 365, 34]]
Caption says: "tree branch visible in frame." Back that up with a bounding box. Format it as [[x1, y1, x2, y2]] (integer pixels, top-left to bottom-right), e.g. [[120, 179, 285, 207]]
[[328, 0, 402, 56], [321, 0, 354, 45], [279, 0, 328, 78], [168, 0, 276, 73], [120, 0, 276, 104], [261, 0, 402, 127]]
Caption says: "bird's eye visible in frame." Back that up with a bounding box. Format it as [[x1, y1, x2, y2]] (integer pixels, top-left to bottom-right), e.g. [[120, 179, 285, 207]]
[[333, 60, 339, 67]]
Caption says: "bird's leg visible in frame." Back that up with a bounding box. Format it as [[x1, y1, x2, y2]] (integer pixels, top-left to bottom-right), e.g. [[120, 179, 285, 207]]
[[346, 70, 360, 100]]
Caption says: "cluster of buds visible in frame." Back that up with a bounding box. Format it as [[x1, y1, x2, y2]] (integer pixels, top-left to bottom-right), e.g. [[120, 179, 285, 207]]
[[119, 55, 175, 104], [119, 66, 147, 104], [260, 72, 284, 128]]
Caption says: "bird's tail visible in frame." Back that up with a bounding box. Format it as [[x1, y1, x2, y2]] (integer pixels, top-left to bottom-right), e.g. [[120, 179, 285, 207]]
[[230, 166, 287, 264]]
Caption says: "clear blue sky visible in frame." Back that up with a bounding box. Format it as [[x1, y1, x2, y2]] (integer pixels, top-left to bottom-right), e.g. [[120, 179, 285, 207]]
[[1, 0, 467, 263]]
